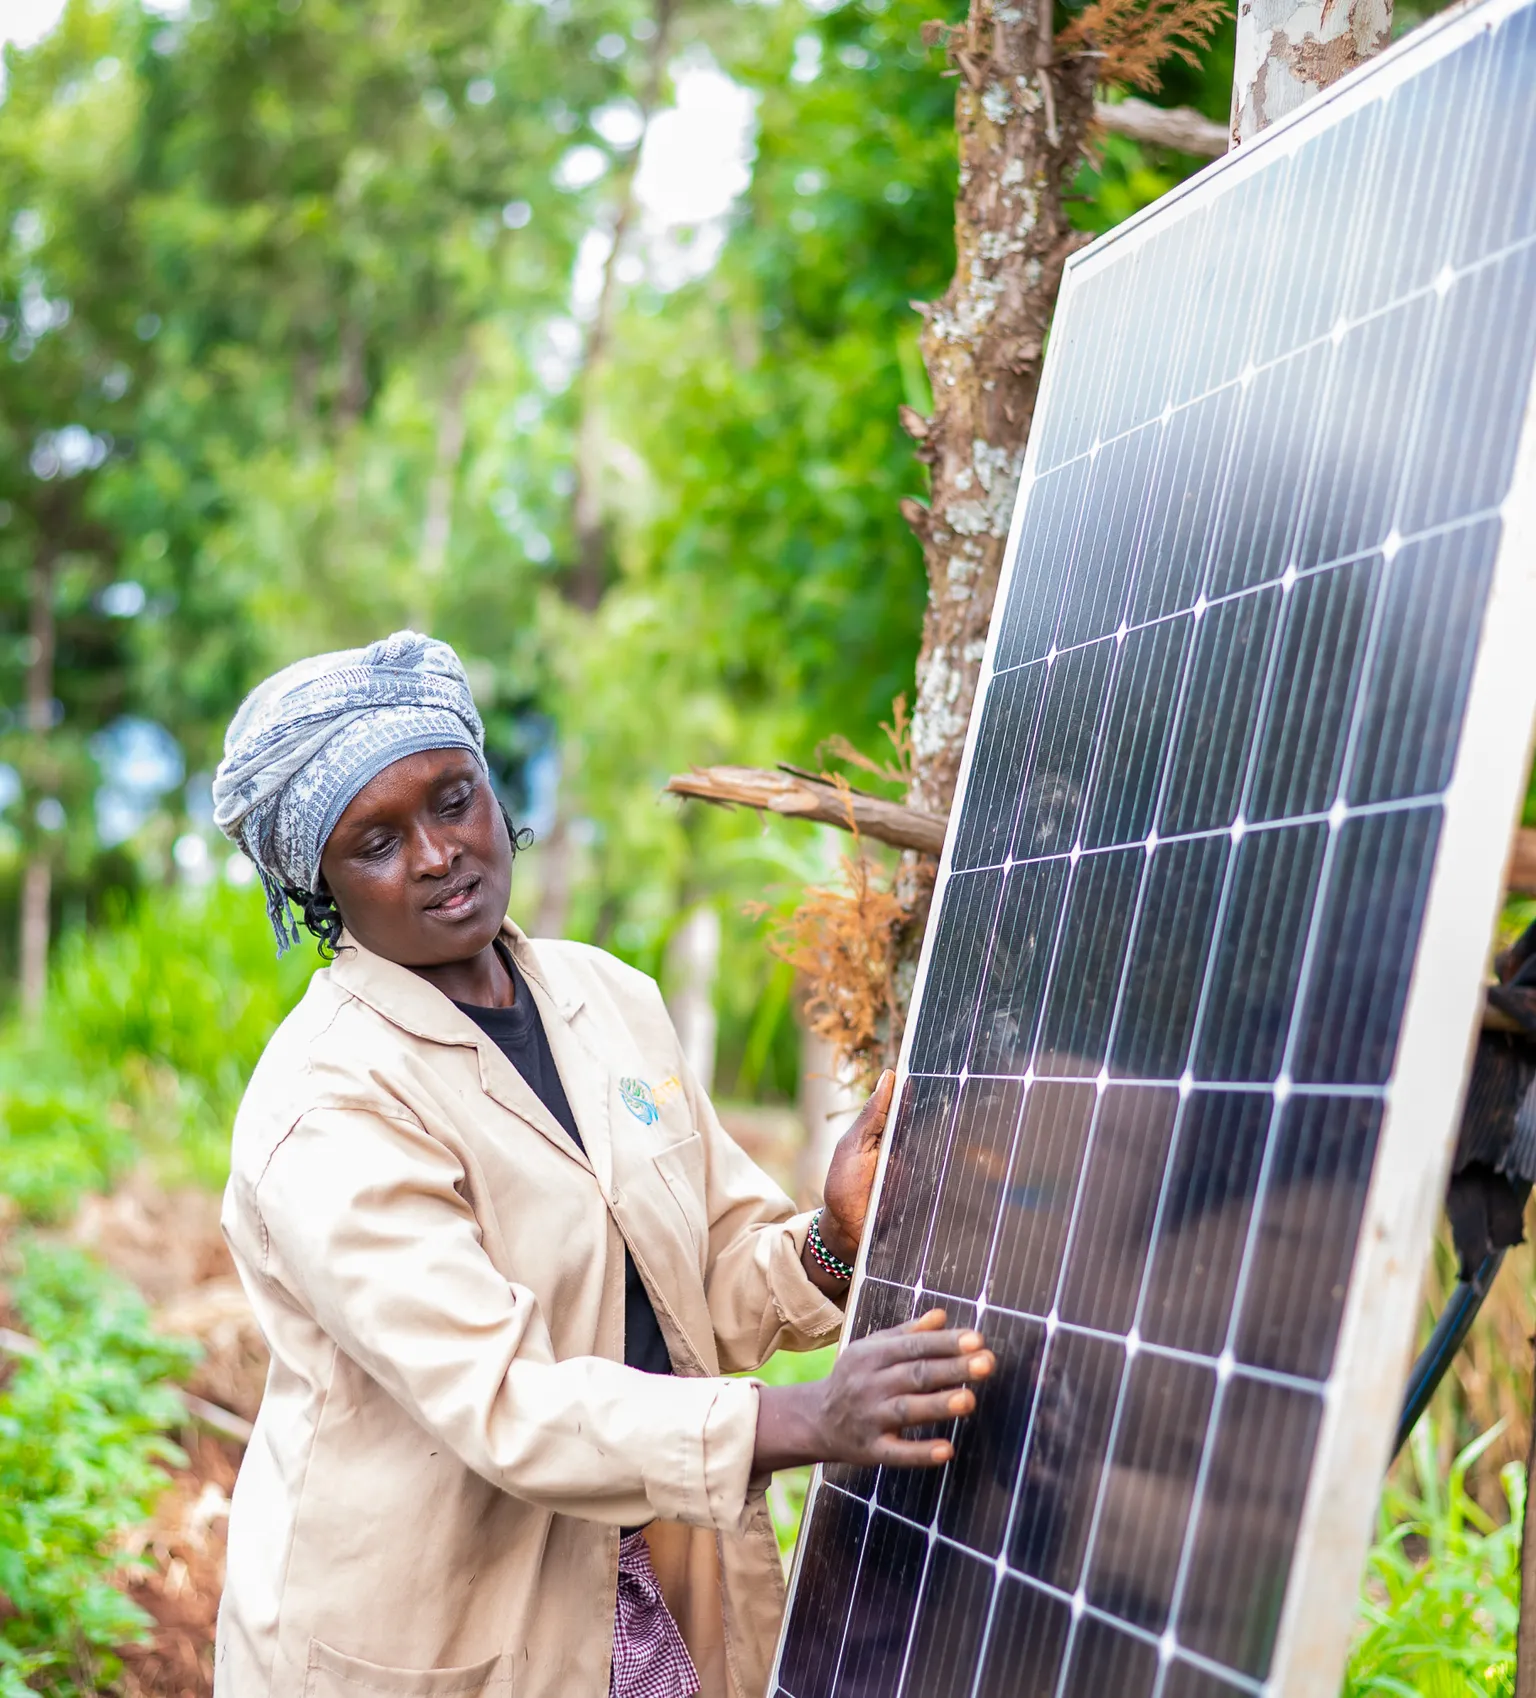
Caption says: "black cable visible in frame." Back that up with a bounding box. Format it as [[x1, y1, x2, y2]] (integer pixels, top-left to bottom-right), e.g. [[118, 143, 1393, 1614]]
[[1393, 1247, 1506, 1458]]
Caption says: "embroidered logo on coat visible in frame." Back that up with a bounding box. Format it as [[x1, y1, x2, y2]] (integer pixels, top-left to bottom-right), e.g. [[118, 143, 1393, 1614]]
[[620, 1076, 659, 1124]]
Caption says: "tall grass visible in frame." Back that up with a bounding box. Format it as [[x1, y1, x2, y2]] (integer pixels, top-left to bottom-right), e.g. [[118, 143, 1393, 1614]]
[[1345, 1421, 1521, 1697], [0, 885, 315, 1219]]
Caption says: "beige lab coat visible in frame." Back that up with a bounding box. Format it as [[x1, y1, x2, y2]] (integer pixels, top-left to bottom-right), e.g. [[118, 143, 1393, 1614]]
[[215, 920, 843, 1698]]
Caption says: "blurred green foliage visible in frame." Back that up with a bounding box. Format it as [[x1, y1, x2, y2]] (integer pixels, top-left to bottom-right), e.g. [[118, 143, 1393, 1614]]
[[0, 883, 315, 1215], [1344, 1422, 1521, 1698], [0, 1246, 198, 1697]]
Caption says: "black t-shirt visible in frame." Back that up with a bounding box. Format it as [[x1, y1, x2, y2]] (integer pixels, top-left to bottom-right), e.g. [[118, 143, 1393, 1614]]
[[453, 951, 674, 1382]]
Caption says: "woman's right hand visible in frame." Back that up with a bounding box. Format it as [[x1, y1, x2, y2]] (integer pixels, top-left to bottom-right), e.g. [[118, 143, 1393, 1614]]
[[752, 1308, 994, 1475]]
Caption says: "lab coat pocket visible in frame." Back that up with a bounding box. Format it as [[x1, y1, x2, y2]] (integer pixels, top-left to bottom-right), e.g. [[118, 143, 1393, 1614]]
[[651, 1132, 709, 1253], [304, 1640, 513, 1696]]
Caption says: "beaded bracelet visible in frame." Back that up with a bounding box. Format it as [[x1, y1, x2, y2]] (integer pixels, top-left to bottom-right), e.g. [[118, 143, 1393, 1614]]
[[808, 1209, 855, 1283]]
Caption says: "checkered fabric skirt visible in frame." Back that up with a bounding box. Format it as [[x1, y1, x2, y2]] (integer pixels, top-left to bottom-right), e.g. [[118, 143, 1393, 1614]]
[[611, 1532, 700, 1698]]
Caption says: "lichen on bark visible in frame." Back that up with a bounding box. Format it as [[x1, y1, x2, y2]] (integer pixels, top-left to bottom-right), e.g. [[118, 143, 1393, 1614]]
[[903, 0, 1098, 823]]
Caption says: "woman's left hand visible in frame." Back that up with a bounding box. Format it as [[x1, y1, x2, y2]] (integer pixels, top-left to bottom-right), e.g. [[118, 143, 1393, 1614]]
[[817, 1069, 896, 1266]]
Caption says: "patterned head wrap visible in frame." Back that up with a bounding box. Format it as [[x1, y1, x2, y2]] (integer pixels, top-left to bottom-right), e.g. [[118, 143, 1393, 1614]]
[[211, 631, 486, 953]]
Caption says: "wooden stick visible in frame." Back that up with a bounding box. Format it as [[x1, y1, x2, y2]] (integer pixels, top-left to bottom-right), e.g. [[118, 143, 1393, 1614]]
[[664, 766, 947, 856], [1093, 97, 1228, 158], [0, 1324, 253, 1446]]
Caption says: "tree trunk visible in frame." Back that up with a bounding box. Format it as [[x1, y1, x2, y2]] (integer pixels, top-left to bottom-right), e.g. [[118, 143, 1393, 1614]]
[[665, 905, 722, 1092], [20, 551, 56, 1017], [415, 343, 479, 626], [530, 813, 575, 940], [795, 1022, 863, 1206], [568, 0, 674, 612], [19, 858, 50, 1018], [1230, 0, 1392, 145], [903, 0, 1098, 825]]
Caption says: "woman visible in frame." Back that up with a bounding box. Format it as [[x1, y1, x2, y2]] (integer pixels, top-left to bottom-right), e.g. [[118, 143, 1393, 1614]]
[[210, 632, 992, 1698]]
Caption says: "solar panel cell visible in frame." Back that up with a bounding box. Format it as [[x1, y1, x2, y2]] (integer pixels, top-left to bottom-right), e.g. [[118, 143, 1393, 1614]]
[[1456, 3, 1536, 264], [994, 463, 1089, 669], [1056, 426, 1161, 647], [1176, 1378, 1322, 1676], [864, 1079, 960, 1282], [896, 1543, 995, 1698], [1108, 838, 1229, 1079], [1158, 592, 1283, 836], [905, 869, 1001, 1076], [1008, 641, 1115, 860], [1084, 1350, 1217, 1632], [1246, 552, 1380, 823], [1252, 106, 1377, 364], [922, 1079, 1025, 1301], [1081, 619, 1192, 848], [833, 1511, 927, 1698], [1233, 1096, 1382, 1379], [1293, 301, 1431, 571], [822, 1280, 917, 1500], [1192, 824, 1328, 1083], [1159, 1662, 1255, 1698], [968, 860, 1071, 1075], [1141, 1091, 1271, 1357], [951, 666, 1048, 872], [973, 1577, 1071, 1698], [937, 1307, 1047, 1555], [777, 1486, 867, 1698], [1064, 1614, 1162, 1696], [1204, 350, 1326, 599], [983, 1083, 1097, 1316], [1129, 389, 1239, 624], [1008, 1329, 1125, 1589], [1347, 38, 1490, 320], [1059, 1087, 1181, 1332], [1291, 805, 1442, 1084], [1401, 245, 1536, 532], [1175, 164, 1293, 403], [1033, 848, 1144, 1077], [1345, 522, 1499, 806], [874, 1294, 977, 1527]]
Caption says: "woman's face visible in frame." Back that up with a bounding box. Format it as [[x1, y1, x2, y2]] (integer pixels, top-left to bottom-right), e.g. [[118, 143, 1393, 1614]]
[[319, 748, 513, 968]]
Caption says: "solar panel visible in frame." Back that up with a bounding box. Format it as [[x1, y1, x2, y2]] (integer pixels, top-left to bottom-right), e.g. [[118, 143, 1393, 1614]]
[[770, 1, 1536, 1692]]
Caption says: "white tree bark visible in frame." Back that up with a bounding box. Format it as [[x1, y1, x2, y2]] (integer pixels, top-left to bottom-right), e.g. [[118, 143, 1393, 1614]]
[[415, 344, 478, 614], [796, 1025, 863, 1204], [1231, 0, 1392, 144], [665, 905, 721, 1093], [19, 553, 55, 1017], [19, 858, 50, 1018]]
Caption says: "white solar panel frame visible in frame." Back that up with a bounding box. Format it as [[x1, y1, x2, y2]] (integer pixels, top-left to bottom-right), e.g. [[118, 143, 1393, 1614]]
[[772, 0, 1536, 1687]]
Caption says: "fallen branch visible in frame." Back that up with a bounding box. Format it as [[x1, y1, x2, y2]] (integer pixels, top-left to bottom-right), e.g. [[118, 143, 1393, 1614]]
[[670, 766, 1536, 900], [1094, 96, 1227, 157], [664, 766, 947, 856], [0, 1325, 253, 1446]]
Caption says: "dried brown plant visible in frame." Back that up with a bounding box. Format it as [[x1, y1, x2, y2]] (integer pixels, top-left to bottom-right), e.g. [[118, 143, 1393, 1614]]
[[1057, 0, 1230, 93], [764, 776, 931, 1086], [817, 695, 918, 792]]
